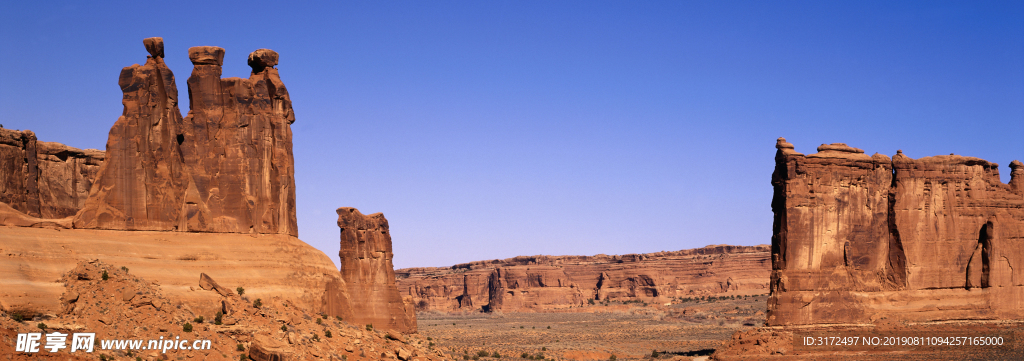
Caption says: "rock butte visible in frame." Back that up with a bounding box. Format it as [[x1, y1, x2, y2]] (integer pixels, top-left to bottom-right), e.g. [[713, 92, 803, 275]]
[[396, 245, 771, 313], [0, 128, 103, 220], [769, 138, 1024, 325], [335, 207, 416, 333], [0, 37, 414, 333]]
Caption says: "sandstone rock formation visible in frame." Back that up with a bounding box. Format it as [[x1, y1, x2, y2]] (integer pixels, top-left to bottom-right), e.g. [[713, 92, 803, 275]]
[[0, 128, 103, 219], [336, 207, 417, 333], [768, 138, 1024, 325], [73, 38, 298, 236], [397, 245, 771, 313]]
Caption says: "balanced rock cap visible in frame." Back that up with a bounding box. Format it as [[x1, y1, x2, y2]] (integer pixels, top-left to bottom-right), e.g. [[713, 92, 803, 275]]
[[143, 37, 164, 58], [188, 46, 225, 66], [248, 49, 279, 72]]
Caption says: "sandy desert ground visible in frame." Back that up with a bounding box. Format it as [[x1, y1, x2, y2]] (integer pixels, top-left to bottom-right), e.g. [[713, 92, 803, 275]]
[[417, 294, 769, 360]]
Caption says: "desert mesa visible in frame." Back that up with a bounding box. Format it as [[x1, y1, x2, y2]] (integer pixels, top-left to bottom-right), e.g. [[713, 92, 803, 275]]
[[1, 36, 1023, 361]]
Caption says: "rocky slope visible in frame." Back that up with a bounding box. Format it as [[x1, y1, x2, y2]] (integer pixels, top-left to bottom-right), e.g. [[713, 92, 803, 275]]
[[396, 245, 771, 313], [0, 261, 445, 361], [768, 138, 1024, 325]]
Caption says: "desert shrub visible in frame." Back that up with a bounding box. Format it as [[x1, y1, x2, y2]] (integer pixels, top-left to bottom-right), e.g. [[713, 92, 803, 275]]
[[462, 354, 469, 360], [316, 317, 322, 324], [11, 312, 23, 322], [183, 323, 193, 332], [588, 299, 595, 305], [477, 350, 489, 357], [253, 298, 262, 308], [194, 315, 204, 323], [651, 350, 660, 358], [37, 322, 47, 331], [311, 333, 320, 342], [239, 354, 247, 361], [492, 351, 501, 358], [542, 347, 546, 351], [215, 311, 223, 325], [102, 270, 109, 281], [365, 324, 373, 331], [237, 343, 245, 351], [121, 266, 129, 273], [337, 316, 343, 321], [325, 330, 332, 338], [521, 353, 529, 358], [609, 355, 617, 361], [281, 324, 288, 332], [547, 325, 551, 329], [236, 286, 245, 295]]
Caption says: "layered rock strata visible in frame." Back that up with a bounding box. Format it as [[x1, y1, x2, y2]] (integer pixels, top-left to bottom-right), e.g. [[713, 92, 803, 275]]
[[396, 245, 771, 313], [336, 207, 417, 333], [0, 128, 103, 219], [73, 38, 297, 236], [768, 138, 1024, 325], [0, 226, 352, 322]]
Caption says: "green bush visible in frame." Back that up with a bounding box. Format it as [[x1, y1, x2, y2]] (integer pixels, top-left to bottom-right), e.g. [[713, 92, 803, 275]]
[[609, 355, 617, 361], [236, 286, 245, 295], [194, 315, 204, 323], [281, 324, 288, 332], [477, 350, 489, 357], [215, 311, 224, 325], [365, 324, 373, 331], [237, 343, 245, 351], [492, 351, 501, 358], [521, 353, 529, 359], [325, 330, 332, 338], [11, 312, 23, 322], [121, 266, 129, 273], [253, 298, 262, 308], [37, 322, 47, 331], [102, 270, 109, 281], [183, 323, 193, 332], [316, 317, 322, 324]]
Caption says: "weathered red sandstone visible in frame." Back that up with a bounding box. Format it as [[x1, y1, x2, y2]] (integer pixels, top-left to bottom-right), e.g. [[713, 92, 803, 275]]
[[336, 207, 417, 333], [768, 138, 1024, 325], [73, 38, 298, 236], [397, 245, 771, 313], [0, 128, 103, 220]]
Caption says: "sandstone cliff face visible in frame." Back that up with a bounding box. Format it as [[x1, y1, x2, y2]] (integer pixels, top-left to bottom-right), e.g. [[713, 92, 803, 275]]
[[337, 207, 417, 333], [0, 128, 103, 219], [397, 245, 771, 313], [768, 138, 1024, 325], [73, 38, 297, 236]]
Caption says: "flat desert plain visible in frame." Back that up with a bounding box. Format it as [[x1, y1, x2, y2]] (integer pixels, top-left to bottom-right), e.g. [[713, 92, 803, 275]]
[[418, 294, 768, 360]]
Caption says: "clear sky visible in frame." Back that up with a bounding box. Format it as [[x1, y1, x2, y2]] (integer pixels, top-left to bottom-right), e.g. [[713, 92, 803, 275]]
[[1, 1, 1021, 269]]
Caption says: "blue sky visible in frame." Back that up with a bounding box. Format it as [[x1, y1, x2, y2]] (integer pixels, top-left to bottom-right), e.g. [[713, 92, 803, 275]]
[[2, 1, 1022, 269]]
